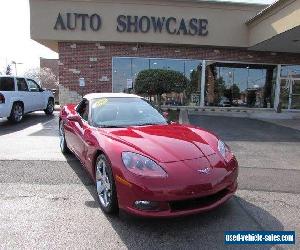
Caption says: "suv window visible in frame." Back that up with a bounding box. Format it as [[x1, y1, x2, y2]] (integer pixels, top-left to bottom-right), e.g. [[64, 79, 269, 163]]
[[17, 78, 29, 91], [0, 77, 15, 91], [27, 79, 40, 92], [77, 99, 89, 121]]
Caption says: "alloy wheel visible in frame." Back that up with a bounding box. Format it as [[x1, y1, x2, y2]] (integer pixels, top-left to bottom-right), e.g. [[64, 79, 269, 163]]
[[47, 100, 54, 113], [96, 158, 112, 207], [59, 121, 65, 150], [13, 104, 23, 122]]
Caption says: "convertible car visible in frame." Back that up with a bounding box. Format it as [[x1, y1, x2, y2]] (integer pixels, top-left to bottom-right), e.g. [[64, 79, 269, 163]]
[[59, 93, 238, 217]]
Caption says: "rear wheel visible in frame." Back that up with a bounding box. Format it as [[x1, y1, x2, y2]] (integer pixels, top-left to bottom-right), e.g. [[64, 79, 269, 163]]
[[59, 120, 70, 154], [8, 102, 24, 123], [44, 98, 54, 115], [95, 154, 118, 214]]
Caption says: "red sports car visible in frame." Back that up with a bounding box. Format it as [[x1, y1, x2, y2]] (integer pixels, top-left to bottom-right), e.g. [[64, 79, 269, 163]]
[[59, 93, 238, 217]]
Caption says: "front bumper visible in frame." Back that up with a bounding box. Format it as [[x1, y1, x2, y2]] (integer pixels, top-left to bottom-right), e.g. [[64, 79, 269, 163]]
[[115, 156, 238, 218], [123, 181, 237, 218]]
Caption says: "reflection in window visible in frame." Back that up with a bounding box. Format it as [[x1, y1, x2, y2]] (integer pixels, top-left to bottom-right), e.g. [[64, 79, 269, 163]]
[[112, 57, 201, 105], [150, 59, 185, 73], [205, 62, 276, 108], [281, 65, 300, 77], [112, 58, 132, 93], [280, 65, 300, 109], [132, 58, 149, 82]]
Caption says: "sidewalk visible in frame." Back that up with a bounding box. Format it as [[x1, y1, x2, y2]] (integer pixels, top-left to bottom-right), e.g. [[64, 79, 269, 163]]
[[259, 119, 300, 131], [187, 109, 300, 131]]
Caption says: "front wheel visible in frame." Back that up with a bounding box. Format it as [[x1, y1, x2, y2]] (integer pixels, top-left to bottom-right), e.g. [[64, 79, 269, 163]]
[[8, 103, 24, 123], [44, 98, 54, 115], [95, 154, 118, 214]]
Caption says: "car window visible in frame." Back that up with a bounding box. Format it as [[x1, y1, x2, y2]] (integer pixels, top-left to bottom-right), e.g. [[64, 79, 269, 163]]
[[0, 77, 15, 91], [27, 79, 40, 92], [77, 99, 89, 121], [17, 78, 29, 91]]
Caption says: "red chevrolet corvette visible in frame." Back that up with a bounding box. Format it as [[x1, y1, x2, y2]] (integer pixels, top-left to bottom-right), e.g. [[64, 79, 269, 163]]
[[59, 93, 238, 217]]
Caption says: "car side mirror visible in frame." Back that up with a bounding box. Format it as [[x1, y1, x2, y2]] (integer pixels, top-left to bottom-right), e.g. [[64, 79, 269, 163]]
[[67, 114, 83, 126]]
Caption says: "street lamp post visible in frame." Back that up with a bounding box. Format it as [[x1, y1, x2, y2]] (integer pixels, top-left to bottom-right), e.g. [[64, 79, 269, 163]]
[[11, 61, 23, 76], [246, 66, 250, 90]]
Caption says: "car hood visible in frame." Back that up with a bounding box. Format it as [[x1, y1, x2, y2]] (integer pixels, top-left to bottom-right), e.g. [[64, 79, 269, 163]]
[[106, 124, 216, 163]]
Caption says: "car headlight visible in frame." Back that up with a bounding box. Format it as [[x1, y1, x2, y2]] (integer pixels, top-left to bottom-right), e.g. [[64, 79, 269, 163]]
[[218, 140, 233, 162], [121, 152, 167, 178]]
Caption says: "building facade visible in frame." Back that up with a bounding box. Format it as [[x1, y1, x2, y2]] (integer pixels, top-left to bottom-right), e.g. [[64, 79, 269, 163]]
[[30, 0, 300, 110]]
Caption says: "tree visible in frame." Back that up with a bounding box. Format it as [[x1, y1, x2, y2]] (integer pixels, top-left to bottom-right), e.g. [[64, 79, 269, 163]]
[[5, 65, 12, 75], [214, 77, 226, 104], [224, 84, 240, 103], [135, 69, 189, 105], [186, 65, 202, 96], [24, 67, 58, 89]]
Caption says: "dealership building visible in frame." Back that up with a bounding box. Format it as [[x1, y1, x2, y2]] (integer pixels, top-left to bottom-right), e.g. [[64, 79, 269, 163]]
[[30, 0, 300, 111]]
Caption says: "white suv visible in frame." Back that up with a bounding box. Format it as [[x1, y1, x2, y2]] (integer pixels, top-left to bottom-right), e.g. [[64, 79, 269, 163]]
[[0, 76, 55, 122]]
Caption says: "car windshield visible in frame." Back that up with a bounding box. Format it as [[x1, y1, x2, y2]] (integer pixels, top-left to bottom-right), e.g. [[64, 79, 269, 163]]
[[91, 97, 167, 127]]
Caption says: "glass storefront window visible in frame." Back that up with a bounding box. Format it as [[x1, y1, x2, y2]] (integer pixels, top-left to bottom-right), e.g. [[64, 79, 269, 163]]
[[112, 58, 132, 93], [132, 58, 149, 82], [149, 59, 185, 73], [205, 62, 276, 108], [113, 58, 299, 109], [112, 57, 201, 105], [280, 65, 300, 109]]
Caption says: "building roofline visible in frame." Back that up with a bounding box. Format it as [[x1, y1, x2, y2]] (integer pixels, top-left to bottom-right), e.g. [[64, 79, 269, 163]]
[[43, 0, 268, 8], [194, 0, 268, 7], [246, 0, 291, 25]]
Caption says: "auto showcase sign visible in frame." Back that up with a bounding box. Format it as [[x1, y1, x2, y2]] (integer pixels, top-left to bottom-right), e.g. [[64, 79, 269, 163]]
[[54, 13, 208, 36]]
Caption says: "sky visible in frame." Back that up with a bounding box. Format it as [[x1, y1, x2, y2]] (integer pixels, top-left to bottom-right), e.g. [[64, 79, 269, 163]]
[[0, 0, 58, 75], [0, 0, 275, 75]]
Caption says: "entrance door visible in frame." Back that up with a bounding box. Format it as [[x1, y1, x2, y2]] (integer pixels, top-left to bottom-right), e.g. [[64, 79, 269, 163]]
[[290, 79, 300, 109], [280, 76, 300, 110]]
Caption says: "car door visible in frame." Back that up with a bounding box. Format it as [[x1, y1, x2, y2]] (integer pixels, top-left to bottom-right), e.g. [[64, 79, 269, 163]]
[[16, 78, 33, 113], [66, 99, 90, 162], [26, 79, 44, 111]]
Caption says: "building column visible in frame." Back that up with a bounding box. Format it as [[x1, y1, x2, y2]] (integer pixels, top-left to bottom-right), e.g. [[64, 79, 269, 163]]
[[274, 64, 282, 112], [200, 60, 206, 107]]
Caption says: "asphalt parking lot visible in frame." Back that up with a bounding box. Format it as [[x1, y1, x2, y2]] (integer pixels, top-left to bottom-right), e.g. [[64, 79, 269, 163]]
[[0, 112, 299, 249]]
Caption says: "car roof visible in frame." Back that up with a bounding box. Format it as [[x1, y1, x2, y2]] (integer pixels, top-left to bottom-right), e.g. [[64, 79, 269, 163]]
[[84, 93, 142, 101]]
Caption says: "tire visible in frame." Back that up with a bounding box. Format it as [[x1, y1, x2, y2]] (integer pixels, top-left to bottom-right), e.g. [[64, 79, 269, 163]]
[[44, 98, 54, 115], [59, 120, 70, 154], [8, 102, 24, 123], [95, 154, 118, 214]]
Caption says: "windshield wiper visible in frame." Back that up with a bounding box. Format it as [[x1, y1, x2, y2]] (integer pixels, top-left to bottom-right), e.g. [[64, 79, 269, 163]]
[[135, 123, 163, 126], [99, 125, 127, 128]]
